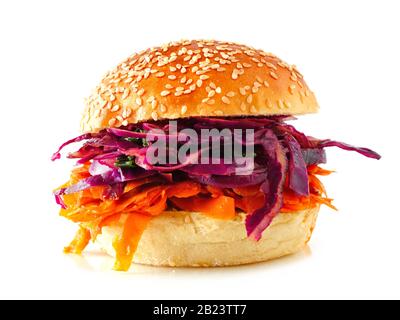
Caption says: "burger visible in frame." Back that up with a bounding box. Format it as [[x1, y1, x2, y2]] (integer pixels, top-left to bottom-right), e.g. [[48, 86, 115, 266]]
[[52, 40, 380, 271]]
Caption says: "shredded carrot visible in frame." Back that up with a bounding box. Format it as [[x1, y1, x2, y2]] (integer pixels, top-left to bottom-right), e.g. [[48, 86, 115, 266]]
[[59, 164, 335, 270], [170, 196, 236, 220], [166, 181, 201, 198], [113, 213, 152, 271], [63, 226, 91, 254], [233, 184, 261, 197], [205, 185, 224, 198], [281, 167, 337, 212], [235, 194, 265, 214]]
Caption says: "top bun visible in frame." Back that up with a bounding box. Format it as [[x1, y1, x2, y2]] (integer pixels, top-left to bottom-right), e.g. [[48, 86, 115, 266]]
[[82, 40, 318, 132]]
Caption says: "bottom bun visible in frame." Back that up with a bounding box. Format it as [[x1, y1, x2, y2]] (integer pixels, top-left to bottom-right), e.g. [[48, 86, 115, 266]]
[[96, 207, 319, 267]]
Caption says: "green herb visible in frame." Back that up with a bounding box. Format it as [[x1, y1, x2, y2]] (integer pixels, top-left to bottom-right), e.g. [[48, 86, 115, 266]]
[[115, 155, 136, 168], [123, 129, 149, 147], [124, 137, 141, 144], [242, 151, 257, 157]]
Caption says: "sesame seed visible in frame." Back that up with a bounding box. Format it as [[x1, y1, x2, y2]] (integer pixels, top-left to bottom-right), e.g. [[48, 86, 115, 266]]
[[200, 75, 209, 80], [161, 90, 170, 97], [240, 103, 247, 111], [209, 82, 216, 89], [125, 109, 132, 118], [137, 88, 145, 96], [151, 111, 158, 120], [256, 76, 263, 83], [289, 84, 296, 94], [181, 67, 187, 73], [181, 105, 188, 114], [160, 104, 167, 113], [116, 115, 124, 122], [192, 66, 199, 73], [215, 110, 224, 116], [156, 72, 165, 78], [264, 80, 270, 87], [122, 89, 130, 100], [250, 105, 257, 113], [278, 99, 284, 109], [266, 62, 277, 70], [180, 76, 187, 84], [176, 86, 184, 91], [239, 87, 247, 96], [111, 105, 120, 112], [305, 90, 310, 97], [170, 66, 177, 72], [231, 70, 239, 80], [190, 84, 196, 91], [208, 90, 216, 97], [299, 91, 305, 103], [207, 99, 215, 105], [252, 86, 259, 94], [151, 99, 158, 109], [243, 63, 252, 68], [217, 67, 226, 72], [100, 100, 108, 108], [109, 94, 116, 101], [222, 96, 230, 104], [284, 100, 292, 108], [122, 120, 129, 126], [226, 91, 235, 97], [215, 87, 222, 94], [202, 97, 210, 103], [165, 84, 173, 89], [168, 75, 177, 80], [174, 91, 183, 97], [278, 62, 287, 68], [221, 52, 230, 59], [136, 97, 142, 106], [196, 79, 203, 87], [108, 118, 116, 126], [247, 95, 253, 104], [269, 71, 279, 80]]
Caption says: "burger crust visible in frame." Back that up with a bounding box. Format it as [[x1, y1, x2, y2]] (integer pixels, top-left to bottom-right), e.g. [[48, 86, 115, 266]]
[[82, 40, 318, 132], [95, 207, 319, 267]]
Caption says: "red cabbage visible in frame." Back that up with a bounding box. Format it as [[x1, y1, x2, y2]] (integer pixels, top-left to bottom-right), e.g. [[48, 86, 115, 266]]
[[302, 148, 327, 165], [51, 133, 95, 161], [284, 134, 309, 196], [245, 129, 287, 240], [189, 170, 268, 188], [317, 140, 381, 159], [56, 167, 155, 198]]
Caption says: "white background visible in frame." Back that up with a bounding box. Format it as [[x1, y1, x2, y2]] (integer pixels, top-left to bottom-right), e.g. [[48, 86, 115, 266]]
[[0, 0, 399, 299]]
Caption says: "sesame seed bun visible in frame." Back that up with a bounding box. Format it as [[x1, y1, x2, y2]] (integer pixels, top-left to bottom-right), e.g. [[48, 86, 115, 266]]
[[82, 40, 318, 132], [95, 207, 319, 267]]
